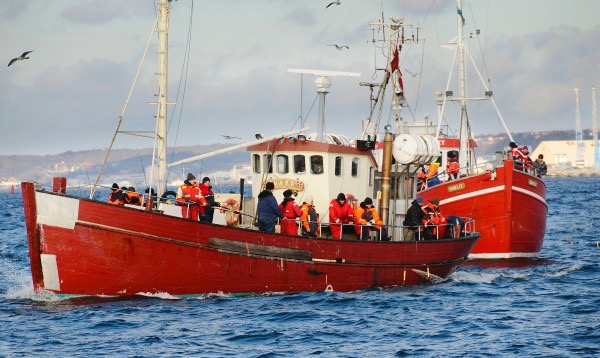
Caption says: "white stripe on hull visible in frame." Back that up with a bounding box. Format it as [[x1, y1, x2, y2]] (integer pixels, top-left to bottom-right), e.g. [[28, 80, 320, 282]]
[[469, 251, 540, 259], [40, 254, 61, 290]]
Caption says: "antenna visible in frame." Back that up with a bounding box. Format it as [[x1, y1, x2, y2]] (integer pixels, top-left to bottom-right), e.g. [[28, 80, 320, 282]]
[[574, 88, 585, 167], [592, 85, 599, 169], [288, 68, 360, 142]]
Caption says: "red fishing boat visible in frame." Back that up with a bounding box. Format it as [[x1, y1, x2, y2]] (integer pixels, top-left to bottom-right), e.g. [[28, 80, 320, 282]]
[[411, 0, 547, 258], [20, 1, 480, 297]]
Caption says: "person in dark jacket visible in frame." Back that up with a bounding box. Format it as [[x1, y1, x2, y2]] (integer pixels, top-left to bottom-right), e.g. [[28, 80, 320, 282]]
[[256, 182, 284, 233], [532, 154, 547, 177], [402, 196, 425, 241]]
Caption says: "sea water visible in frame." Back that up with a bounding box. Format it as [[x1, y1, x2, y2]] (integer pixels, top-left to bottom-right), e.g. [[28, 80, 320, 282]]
[[0, 177, 598, 357]]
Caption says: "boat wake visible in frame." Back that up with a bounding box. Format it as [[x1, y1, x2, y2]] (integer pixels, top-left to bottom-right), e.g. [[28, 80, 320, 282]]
[[542, 264, 581, 278], [450, 271, 502, 284]]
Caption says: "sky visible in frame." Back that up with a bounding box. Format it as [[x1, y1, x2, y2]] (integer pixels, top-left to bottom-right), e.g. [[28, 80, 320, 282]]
[[1, 0, 599, 156]]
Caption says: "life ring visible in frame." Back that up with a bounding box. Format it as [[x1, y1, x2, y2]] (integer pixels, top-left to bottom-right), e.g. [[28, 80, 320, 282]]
[[222, 198, 240, 226]]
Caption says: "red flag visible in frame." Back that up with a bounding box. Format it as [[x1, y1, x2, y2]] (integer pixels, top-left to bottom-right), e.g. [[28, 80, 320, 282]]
[[390, 48, 399, 73], [397, 72, 404, 93]]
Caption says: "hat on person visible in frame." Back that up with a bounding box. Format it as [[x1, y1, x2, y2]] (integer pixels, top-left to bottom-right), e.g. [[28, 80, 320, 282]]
[[538, 154, 544, 159], [430, 198, 440, 205], [186, 173, 196, 181], [304, 194, 314, 203], [202, 177, 210, 183], [364, 197, 373, 205], [416, 196, 424, 204], [337, 193, 347, 202], [522, 145, 528, 150], [509, 141, 518, 148], [111, 183, 119, 190], [283, 189, 293, 198], [265, 182, 275, 190]]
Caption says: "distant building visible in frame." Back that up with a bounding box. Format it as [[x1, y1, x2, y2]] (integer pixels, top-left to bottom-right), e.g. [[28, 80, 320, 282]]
[[532, 140, 597, 167]]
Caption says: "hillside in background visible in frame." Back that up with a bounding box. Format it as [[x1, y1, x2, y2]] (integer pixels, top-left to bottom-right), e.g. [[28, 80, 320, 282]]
[[0, 129, 592, 185]]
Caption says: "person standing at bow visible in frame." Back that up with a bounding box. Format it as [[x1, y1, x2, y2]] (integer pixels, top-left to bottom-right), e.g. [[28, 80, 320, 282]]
[[278, 189, 303, 235], [256, 182, 284, 233], [328, 193, 354, 240], [199, 177, 216, 223], [533, 154, 547, 177], [176, 173, 204, 220], [300, 195, 319, 238]]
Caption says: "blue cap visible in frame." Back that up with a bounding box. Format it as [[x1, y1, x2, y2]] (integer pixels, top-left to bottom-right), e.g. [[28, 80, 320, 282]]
[[416, 196, 424, 204]]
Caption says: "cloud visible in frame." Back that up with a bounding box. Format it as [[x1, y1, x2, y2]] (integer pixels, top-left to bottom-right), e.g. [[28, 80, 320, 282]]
[[61, 0, 149, 24]]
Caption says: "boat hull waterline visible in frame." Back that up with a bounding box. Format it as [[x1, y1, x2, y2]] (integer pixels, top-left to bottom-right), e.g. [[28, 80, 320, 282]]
[[420, 159, 546, 259], [22, 182, 479, 296]]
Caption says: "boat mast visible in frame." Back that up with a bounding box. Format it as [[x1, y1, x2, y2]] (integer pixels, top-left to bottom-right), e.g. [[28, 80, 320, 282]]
[[457, 0, 469, 172], [155, 0, 170, 196]]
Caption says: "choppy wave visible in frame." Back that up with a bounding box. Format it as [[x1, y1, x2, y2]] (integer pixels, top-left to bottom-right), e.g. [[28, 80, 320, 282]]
[[1, 177, 599, 357]]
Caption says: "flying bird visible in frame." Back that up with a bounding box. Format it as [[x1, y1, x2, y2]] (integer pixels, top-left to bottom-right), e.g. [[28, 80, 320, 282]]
[[404, 69, 420, 77], [328, 44, 349, 50], [326, 1, 341, 9], [8, 51, 33, 67], [222, 135, 242, 140]]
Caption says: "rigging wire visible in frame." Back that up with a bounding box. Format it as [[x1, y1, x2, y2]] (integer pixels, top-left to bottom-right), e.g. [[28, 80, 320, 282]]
[[169, 0, 195, 163]]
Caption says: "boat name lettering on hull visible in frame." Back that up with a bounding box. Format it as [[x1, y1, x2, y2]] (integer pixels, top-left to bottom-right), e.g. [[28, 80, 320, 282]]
[[267, 178, 305, 191], [528, 179, 538, 187], [447, 182, 466, 192]]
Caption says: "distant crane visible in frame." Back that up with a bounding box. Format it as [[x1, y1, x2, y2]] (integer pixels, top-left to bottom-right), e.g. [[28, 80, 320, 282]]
[[592, 86, 599, 169], [574, 88, 585, 167]]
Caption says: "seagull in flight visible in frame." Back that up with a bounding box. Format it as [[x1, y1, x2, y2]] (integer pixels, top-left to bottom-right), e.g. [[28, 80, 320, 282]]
[[328, 44, 349, 50], [326, 1, 341, 9], [8, 51, 33, 67], [404, 69, 420, 77], [222, 135, 242, 140]]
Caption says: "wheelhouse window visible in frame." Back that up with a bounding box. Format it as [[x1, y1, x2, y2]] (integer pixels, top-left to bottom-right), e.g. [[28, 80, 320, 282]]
[[253, 154, 261, 173], [335, 156, 343, 176], [276, 154, 289, 174], [351, 157, 359, 177], [369, 166, 374, 186], [263, 154, 273, 174], [310, 155, 324, 174], [294, 155, 306, 174]]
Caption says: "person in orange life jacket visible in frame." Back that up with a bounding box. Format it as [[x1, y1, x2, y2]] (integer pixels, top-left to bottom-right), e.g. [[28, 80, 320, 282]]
[[108, 183, 125, 205], [300, 195, 319, 238], [354, 197, 386, 241], [176, 173, 206, 220], [446, 153, 460, 180], [509, 141, 530, 170], [421, 198, 447, 240], [328, 193, 354, 240], [199, 177, 217, 223], [402, 196, 425, 241], [425, 158, 441, 187], [256, 182, 284, 233], [520, 145, 534, 169], [120, 186, 130, 204], [126, 186, 142, 205], [278, 189, 303, 235]]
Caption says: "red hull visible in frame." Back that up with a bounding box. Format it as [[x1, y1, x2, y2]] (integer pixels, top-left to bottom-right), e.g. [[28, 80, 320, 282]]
[[21, 182, 479, 296], [419, 159, 547, 259]]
